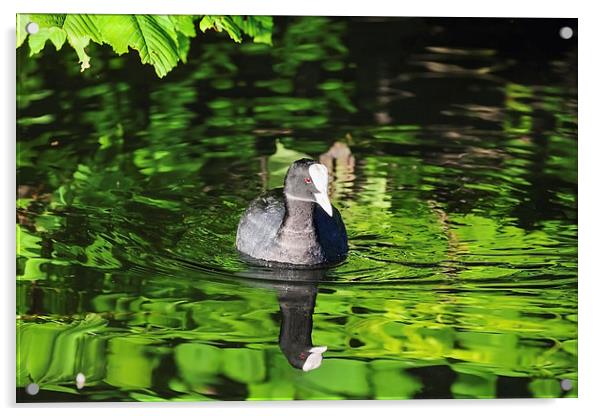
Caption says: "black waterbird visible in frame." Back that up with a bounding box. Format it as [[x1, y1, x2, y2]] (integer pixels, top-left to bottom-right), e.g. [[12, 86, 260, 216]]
[[236, 159, 348, 266]]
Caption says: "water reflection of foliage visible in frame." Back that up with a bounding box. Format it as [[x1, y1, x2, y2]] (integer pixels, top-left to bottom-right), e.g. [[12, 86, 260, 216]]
[[17, 17, 577, 401], [17, 269, 577, 400]]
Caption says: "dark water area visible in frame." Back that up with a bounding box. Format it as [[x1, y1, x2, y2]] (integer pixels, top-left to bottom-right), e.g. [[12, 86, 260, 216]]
[[16, 17, 577, 401]]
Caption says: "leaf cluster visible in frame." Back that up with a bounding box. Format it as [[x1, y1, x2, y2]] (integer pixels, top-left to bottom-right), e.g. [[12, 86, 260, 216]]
[[17, 14, 273, 77]]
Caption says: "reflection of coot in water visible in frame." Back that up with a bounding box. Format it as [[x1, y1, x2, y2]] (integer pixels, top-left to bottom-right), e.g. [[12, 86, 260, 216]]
[[236, 159, 348, 266], [238, 267, 328, 371], [277, 282, 326, 371]]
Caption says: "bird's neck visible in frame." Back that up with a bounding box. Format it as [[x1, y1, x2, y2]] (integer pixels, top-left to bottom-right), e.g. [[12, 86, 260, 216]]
[[282, 195, 315, 233]]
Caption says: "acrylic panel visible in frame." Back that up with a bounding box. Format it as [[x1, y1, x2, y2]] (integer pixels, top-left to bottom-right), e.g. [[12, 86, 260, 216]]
[[16, 15, 577, 402]]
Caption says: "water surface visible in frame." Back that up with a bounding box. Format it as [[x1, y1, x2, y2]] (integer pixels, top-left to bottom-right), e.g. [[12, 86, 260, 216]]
[[16, 17, 577, 401]]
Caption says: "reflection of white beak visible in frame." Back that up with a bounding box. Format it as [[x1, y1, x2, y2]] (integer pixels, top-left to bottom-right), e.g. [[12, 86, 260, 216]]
[[309, 164, 333, 217], [302, 346, 328, 372]]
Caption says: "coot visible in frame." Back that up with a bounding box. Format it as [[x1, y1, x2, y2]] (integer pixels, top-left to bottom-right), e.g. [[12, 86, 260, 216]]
[[236, 159, 348, 266]]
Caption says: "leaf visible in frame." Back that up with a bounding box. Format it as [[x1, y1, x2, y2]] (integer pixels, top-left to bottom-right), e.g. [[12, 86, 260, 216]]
[[28, 27, 66, 55], [199, 16, 242, 43], [199, 16, 273, 45], [198, 16, 214, 33], [169, 15, 197, 64], [97, 15, 181, 77], [22, 13, 67, 45], [16, 14, 31, 48], [23, 14, 100, 72], [17, 14, 273, 77], [62, 14, 103, 71], [238, 16, 274, 45], [33, 14, 67, 26], [169, 15, 197, 37], [175, 32, 191, 63], [63, 14, 102, 43]]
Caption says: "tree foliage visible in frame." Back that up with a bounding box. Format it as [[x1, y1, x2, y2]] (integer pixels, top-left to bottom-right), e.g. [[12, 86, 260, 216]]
[[17, 14, 273, 77]]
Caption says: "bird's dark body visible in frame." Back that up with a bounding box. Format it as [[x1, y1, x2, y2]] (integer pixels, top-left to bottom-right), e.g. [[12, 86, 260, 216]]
[[236, 188, 348, 266]]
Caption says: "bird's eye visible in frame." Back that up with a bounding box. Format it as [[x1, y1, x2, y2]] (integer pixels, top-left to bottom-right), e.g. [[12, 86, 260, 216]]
[[304, 177, 312, 184]]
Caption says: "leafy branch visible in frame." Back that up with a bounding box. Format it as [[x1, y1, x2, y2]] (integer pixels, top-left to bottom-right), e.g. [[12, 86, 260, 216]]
[[17, 14, 273, 77]]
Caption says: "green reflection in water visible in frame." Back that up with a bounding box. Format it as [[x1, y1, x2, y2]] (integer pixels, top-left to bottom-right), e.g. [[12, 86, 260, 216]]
[[17, 17, 577, 401]]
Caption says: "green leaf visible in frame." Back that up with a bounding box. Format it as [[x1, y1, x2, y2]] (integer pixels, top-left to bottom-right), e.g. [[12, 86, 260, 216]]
[[63, 14, 102, 43], [199, 16, 242, 43], [199, 16, 273, 45], [175, 32, 191, 63], [28, 27, 66, 55], [169, 15, 197, 37], [62, 14, 102, 71], [32, 14, 67, 27], [97, 15, 181, 77], [239, 16, 273, 45], [16, 14, 31, 48], [23, 14, 101, 72], [18, 14, 273, 77]]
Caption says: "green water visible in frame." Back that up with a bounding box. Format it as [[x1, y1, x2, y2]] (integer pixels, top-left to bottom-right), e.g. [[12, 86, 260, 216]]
[[16, 17, 577, 401]]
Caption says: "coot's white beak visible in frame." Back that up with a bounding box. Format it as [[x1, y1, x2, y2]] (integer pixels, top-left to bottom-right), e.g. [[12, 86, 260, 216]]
[[309, 164, 333, 217], [302, 346, 328, 372]]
